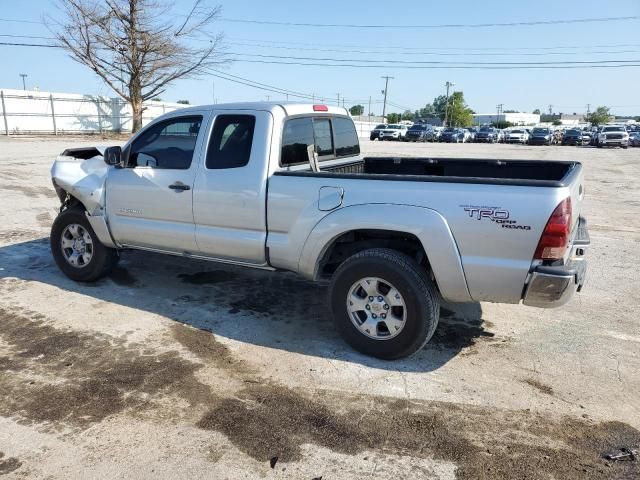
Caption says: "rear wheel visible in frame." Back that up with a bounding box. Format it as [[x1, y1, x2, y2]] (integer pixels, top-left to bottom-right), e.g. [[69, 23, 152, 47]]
[[329, 248, 439, 360], [51, 207, 119, 282]]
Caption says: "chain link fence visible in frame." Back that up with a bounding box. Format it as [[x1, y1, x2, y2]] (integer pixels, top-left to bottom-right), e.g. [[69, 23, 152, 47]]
[[0, 89, 183, 135], [0, 88, 383, 138]]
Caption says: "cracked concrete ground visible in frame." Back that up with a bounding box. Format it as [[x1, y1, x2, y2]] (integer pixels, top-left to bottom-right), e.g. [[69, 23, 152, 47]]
[[0, 136, 639, 479]]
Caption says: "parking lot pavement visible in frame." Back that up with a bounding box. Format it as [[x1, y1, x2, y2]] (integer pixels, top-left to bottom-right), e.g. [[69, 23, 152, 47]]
[[0, 136, 639, 479]]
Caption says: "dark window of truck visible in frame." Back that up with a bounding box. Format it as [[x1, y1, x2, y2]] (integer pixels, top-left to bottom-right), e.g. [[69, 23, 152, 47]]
[[129, 116, 202, 169], [333, 117, 360, 157], [281, 117, 315, 166], [313, 118, 334, 157], [206, 115, 256, 169]]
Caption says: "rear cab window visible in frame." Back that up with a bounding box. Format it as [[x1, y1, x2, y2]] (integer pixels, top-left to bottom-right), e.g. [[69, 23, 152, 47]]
[[280, 115, 360, 166], [206, 114, 256, 169]]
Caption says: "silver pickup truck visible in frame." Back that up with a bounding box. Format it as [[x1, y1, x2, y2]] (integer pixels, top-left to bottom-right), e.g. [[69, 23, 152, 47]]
[[50, 102, 589, 359]]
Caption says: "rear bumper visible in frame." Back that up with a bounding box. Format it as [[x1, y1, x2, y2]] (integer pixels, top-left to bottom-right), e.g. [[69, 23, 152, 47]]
[[523, 216, 590, 308]]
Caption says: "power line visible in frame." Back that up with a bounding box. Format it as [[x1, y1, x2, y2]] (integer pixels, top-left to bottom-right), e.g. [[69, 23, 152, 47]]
[[2, 14, 636, 29], [228, 36, 640, 52], [218, 15, 638, 29], [225, 41, 640, 57], [229, 58, 640, 70], [2, 41, 640, 70], [232, 52, 640, 66]]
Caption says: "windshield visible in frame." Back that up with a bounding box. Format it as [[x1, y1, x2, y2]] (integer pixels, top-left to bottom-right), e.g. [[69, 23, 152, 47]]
[[511, 130, 524, 134], [532, 128, 549, 134], [567, 130, 580, 135], [375, 124, 386, 129], [479, 127, 493, 132], [443, 128, 456, 133], [386, 125, 400, 130], [603, 126, 625, 132], [409, 125, 426, 131]]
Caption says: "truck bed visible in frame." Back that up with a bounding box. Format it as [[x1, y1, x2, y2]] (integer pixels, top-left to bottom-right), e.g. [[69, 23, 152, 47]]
[[276, 157, 581, 187]]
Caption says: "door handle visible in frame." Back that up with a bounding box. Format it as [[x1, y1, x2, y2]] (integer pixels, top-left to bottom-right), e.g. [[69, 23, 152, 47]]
[[169, 182, 190, 192]]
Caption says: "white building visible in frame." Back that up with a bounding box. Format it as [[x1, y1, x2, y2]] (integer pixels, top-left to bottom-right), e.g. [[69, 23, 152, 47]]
[[473, 112, 540, 126]]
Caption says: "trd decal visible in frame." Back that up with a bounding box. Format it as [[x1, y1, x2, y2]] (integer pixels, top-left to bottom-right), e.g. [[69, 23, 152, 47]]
[[460, 205, 531, 231]]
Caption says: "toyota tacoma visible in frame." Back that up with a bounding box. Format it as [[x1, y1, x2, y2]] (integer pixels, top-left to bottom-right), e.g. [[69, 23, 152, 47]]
[[50, 103, 590, 359]]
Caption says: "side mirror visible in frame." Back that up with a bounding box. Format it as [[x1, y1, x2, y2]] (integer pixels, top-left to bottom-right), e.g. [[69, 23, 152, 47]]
[[103, 146, 122, 166]]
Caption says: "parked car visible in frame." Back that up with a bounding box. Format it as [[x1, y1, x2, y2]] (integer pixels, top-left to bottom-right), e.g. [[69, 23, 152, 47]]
[[474, 126, 499, 143], [440, 128, 469, 143], [380, 124, 408, 141], [580, 130, 592, 145], [629, 130, 640, 147], [425, 127, 443, 142], [597, 125, 629, 148], [50, 102, 590, 360], [529, 127, 554, 145], [562, 129, 586, 146], [370, 124, 387, 141], [465, 128, 477, 142], [405, 124, 431, 142], [506, 129, 529, 144]]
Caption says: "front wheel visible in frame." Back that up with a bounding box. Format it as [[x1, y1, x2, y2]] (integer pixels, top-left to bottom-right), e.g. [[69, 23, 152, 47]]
[[329, 248, 440, 360], [51, 207, 119, 282]]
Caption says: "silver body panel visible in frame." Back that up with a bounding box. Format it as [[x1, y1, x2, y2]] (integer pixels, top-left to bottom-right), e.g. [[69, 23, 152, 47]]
[[51, 102, 586, 306]]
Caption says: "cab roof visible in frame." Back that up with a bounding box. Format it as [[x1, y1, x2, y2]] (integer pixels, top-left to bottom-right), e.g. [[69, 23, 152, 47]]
[[173, 101, 349, 117]]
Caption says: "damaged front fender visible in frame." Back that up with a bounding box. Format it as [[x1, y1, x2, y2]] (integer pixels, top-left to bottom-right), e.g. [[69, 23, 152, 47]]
[[51, 146, 110, 213]]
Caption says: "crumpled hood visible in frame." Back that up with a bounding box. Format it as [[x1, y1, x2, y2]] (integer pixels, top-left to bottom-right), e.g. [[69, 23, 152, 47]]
[[50, 147, 111, 213]]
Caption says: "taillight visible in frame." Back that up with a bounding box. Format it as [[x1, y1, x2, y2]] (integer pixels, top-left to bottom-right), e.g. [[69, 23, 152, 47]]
[[313, 105, 329, 112], [533, 197, 572, 261]]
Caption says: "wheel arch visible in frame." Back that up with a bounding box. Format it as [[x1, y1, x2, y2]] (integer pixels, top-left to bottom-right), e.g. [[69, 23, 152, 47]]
[[298, 204, 472, 303], [52, 185, 117, 249]]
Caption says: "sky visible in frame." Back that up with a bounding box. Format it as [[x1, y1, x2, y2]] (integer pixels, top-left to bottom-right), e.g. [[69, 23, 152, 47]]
[[1, 0, 639, 116]]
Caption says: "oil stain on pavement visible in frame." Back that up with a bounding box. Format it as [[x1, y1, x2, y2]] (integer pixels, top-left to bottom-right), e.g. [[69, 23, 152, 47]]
[[1, 306, 639, 479]]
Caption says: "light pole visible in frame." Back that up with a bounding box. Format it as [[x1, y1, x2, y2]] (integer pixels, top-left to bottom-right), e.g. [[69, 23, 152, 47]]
[[443, 81, 454, 127], [381, 76, 394, 121], [19, 73, 28, 91]]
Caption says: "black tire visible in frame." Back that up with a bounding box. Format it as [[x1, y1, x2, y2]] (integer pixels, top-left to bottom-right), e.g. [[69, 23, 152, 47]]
[[51, 207, 119, 282], [329, 248, 440, 360]]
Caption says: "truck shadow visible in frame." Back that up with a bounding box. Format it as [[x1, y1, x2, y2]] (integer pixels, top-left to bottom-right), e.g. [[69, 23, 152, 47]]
[[1, 238, 496, 372]]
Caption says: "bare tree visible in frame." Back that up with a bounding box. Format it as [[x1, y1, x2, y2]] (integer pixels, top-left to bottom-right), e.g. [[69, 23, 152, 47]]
[[50, 0, 226, 132]]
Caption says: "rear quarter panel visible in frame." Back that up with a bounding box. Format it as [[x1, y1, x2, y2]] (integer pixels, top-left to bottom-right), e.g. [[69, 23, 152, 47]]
[[268, 173, 576, 304]]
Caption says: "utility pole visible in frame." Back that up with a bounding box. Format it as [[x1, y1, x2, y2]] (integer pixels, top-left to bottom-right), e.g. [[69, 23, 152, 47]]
[[381, 76, 394, 121], [19, 74, 27, 91], [212, 80, 215, 103], [586, 103, 591, 121], [368, 96, 371, 119], [496, 103, 503, 124], [548, 104, 553, 115], [443, 81, 454, 127]]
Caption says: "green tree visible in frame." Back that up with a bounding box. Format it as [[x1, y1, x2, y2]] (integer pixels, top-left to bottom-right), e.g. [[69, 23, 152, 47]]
[[552, 120, 563, 126], [402, 110, 414, 121], [349, 104, 365, 116], [432, 92, 473, 126], [532, 109, 541, 115], [586, 106, 612, 126], [386, 112, 402, 123], [177, 99, 190, 105], [417, 104, 436, 118], [492, 120, 513, 129]]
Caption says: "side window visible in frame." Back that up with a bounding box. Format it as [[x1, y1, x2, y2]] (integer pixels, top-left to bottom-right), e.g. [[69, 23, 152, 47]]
[[313, 118, 334, 157], [206, 115, 256, 169], [130, 116, 202, 169], [281, 117, 314, 166], [333, 117, 360, 157]]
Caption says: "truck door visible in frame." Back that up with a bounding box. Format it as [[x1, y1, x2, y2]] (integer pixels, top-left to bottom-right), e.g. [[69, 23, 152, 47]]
[[106, 114, 207, 253], [193, 110, 272, 264]]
